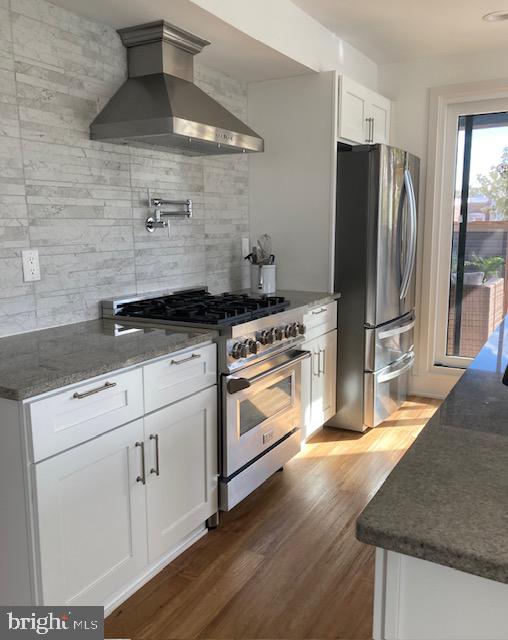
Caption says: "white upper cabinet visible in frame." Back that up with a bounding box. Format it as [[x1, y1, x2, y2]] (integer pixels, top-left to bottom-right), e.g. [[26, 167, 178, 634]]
[[338, 76, 391, 145], [338, 76, 370, 144], [368, 92, 391, 144]]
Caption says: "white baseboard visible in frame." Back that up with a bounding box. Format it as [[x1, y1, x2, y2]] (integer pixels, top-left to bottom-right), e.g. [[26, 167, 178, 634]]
[[103, 525, 207, 616]]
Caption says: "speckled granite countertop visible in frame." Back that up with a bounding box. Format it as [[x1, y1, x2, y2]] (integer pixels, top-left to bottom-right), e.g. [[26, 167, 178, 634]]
[[357, 316, 508, 584], [233, 289, 341, 311], [0, 320, 217, 401]]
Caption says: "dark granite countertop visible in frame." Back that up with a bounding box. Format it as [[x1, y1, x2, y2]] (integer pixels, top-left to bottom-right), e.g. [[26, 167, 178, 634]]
[[357, 316, 508, 584], [233, 289, 341, 311], [0, 320, 217, 401]]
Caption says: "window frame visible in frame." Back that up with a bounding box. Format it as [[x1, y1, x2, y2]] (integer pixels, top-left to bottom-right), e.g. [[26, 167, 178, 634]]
[[415, 80, 508, 396]]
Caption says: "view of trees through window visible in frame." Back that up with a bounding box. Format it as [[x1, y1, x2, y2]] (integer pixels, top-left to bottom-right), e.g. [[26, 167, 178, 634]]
[[447, 112, 508, 359]]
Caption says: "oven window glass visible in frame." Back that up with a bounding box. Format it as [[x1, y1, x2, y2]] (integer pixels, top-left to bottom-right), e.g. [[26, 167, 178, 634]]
[[239, 375, 292, 436]]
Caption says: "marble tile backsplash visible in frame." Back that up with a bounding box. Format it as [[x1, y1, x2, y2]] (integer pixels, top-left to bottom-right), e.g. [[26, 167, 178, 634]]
[[0, 0, 250, 337]]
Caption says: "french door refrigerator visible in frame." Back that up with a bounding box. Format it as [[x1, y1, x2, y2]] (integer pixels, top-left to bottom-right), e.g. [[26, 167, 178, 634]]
[[332, 144, 419, 431]]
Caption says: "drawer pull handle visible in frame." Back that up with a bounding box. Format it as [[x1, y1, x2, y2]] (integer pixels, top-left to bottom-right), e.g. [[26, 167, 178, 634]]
[[312, 307, 327, 315], [170, 353, 201, 365], [72, 381, 117, 400], [135, 441, 146, 484], [150, 433, 160, 476]]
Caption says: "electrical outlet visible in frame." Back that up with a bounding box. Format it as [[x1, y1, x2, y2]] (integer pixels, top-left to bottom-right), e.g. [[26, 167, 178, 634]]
[[241, 236, 250, 258], [22, 249, 41, 282]]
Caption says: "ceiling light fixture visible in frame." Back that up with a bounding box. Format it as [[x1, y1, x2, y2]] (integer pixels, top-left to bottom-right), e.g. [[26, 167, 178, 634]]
[[482, 10, 508, 21]]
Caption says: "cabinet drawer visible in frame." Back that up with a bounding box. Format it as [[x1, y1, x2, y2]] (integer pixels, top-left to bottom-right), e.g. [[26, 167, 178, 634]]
[[144, 343, 216, 413], [29, 369, 144, 462], [304, 301, 337, 340]]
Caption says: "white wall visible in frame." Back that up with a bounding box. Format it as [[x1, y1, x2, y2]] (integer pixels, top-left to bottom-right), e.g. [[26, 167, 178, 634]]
[[378, 48, 508, 397], [379, 47, 508, 160], [191, 0, 378, 90]]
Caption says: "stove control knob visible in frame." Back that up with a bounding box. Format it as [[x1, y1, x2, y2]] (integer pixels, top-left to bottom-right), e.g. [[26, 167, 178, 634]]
[[260, 329, 274, 344], [274, 327, 284, 341], [269, 327, 278, 342], [248, 339, 258, 354], [284, 324, 292, 338], [231, 342, 242, 359], [298, 322, 305, 335], [239, 341, 250, 358], [289, 323, 298, 338]]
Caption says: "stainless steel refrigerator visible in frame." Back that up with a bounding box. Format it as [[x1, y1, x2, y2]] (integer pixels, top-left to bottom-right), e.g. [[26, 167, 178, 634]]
[[332, 144, 419, 431]]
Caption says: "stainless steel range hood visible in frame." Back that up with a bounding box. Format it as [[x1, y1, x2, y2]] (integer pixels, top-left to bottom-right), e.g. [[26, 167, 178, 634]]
[[90, 21, 264, 155]]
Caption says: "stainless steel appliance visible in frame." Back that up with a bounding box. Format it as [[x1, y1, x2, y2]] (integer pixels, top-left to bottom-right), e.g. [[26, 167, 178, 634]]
[[102, 288, 309, 511], [333, 144, 419, 431], [90, 21, 264, 155]]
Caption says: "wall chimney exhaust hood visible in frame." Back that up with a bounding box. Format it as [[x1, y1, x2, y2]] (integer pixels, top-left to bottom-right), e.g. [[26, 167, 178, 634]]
[[90, 21, 264, 155]]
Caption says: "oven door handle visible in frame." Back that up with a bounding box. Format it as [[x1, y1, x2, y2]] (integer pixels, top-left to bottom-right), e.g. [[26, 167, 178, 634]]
[[226, 350, 311, 394]]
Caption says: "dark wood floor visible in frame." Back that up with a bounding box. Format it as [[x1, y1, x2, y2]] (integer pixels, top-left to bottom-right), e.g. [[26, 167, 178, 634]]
[[105, 397, 441, 640]]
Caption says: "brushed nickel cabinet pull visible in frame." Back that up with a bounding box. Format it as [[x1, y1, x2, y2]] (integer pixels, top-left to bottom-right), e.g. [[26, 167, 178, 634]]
[[135, 441, 146, 484], [313, 351, 320, 377], [150, 433, 160, 476], [170, 353, 201, 365], [312, 307, 327, 315], [72, 381, 117, 400], [319, 347, 326, 375]]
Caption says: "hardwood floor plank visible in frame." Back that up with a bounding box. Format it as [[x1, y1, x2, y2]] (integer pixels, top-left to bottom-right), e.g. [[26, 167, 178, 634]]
[[105, 397, 440, 640]]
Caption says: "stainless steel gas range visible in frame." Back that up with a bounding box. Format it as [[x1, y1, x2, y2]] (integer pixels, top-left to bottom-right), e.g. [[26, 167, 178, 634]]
[[102, 288, 310, 512]]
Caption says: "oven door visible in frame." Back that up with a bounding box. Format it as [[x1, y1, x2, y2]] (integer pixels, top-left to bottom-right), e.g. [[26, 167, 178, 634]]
[[222, 349, 310, 478]]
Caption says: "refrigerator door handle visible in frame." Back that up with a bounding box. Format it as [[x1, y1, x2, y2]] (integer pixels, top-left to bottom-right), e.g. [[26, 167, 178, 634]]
[[378, 319, 415, 339], [377, 352, 415, 383], [400, 169, 417, 300]]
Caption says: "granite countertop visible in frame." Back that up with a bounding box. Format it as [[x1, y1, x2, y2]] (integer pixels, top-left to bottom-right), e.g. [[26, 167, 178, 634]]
[[233, 289, 341, 311], [357, 316, 508, 584], [0, 320, 217, 401]]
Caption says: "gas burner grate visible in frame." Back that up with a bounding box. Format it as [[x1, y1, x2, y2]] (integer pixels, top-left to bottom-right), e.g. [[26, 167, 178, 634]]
[[116, 288, 290, 326]]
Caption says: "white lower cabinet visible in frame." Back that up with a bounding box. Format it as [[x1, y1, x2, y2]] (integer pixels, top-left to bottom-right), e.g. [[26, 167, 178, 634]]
[[33, 381, 218, 608], [302, 329, 337, 439], [374, 549, 508, 640], [145, 387, 218, 563], [34, 418, 148, 606]]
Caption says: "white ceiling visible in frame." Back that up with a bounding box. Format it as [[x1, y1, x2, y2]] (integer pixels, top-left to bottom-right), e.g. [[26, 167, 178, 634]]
[[291, 0, 508, 64], [50, 0, 311, 82]]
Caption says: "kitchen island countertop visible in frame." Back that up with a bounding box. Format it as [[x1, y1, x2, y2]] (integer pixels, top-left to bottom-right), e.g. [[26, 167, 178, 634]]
[[357, 315, 508, 584], [0, 320, 217, 401]]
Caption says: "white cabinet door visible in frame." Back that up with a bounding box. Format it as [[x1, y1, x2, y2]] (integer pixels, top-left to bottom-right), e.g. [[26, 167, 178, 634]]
[[338, 76, 391, 145], [302, 336, 324, 439], [145, 387, 218, 563], [302, 330, 338, 439], [338, 76, 369, 144], [34, 419, 147, 606], [368, 92, 391, 144]]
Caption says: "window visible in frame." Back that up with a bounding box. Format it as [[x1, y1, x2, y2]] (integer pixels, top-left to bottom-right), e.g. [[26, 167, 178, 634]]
[[239, 375, 292, 436], [446, 112, 508, 359]]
